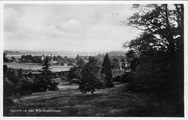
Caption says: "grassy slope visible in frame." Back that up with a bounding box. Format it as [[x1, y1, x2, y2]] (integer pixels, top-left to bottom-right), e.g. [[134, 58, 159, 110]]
[[4, 82, 181, 117]]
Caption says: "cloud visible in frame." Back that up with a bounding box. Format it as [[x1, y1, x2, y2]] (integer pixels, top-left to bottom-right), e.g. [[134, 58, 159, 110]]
[[4, 8, 20, 32], [56, 19, 82, 33], [4, 4, 139, 52]]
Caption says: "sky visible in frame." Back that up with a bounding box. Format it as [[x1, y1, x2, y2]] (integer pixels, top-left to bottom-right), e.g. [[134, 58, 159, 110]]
[[4, 4, 140, 53]]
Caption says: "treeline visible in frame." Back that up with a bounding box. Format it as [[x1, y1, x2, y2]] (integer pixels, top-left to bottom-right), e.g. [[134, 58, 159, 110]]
[[21, 55, 42, 63]]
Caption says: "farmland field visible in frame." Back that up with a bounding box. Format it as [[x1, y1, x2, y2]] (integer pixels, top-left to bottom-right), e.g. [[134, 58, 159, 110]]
[[4, 62, 72, 72]]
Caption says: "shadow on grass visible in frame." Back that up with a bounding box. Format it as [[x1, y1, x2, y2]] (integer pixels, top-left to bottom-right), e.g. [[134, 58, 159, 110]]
[[4, 85, 184, 117]]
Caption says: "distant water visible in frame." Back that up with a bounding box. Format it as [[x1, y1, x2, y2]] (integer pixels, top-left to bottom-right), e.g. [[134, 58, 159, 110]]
[[6, 54, 77, 59], [5, 51, 97, 58], [4, 62, 72, 72]]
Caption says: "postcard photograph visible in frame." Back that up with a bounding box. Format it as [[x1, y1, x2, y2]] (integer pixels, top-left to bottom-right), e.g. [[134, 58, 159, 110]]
[[3, 3, 184, 117]]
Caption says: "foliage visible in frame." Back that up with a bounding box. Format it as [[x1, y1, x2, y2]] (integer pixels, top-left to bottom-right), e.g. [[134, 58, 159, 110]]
[[124, 4, 183, 56], [101, 53, 114, 87], [3, 66, 22, 98], [3, 53, 9, 62], [7, 69, 19, 85], [68, 66, 81, 80], [79, 57, 106, 94], [120, 58, 126, 69], [16, 76, 34, 93], [21, 55, 42, 63], [125, 50, 139, 72], [31, 56, 42, 63], [18, 68, 23, 78], [68, 58, 85, 80], [76, 59, 85, 67], [3, 65, 13, 97], [38, 56, 58, 91], [111, 58, 120, 69], [123, 4, 184, 112]]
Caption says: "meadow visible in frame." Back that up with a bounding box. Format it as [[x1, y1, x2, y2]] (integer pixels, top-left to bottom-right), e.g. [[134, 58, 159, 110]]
[[4, 80, 180, 117]]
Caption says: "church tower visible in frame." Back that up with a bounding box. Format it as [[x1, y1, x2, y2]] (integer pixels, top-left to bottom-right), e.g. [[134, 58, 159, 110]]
[[41, 51, 45, 61], [51, 54, 53, 65]]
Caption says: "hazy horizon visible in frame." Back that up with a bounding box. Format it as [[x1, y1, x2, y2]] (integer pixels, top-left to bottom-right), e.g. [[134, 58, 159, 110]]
[[4, 49, 127, 56]]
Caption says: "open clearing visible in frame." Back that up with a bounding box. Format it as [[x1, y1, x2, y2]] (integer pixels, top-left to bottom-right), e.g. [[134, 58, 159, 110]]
[[4, 80, 180, 117]]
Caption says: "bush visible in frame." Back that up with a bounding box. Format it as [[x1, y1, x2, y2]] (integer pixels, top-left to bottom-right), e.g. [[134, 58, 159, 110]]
[[16, 76, 34, 93], [4, 78, 13, 97], [113, 76, 121, 82], [20, 90, 32, 95], [106, 82, 114, 88], [47, 80, 59, 91], [69, 78, 80, 84], [32, 79, 47, 92], [120, 72, 134, 83]]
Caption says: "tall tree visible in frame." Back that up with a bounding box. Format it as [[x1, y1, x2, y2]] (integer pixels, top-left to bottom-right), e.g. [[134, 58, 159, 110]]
[[124, 4, 183, 58], [101, 53, 114, 87], [40, 56, 52, 81], [38, 56, 58, 91], [123, 4, 184, 115], [18, 68, 23, 78], [79, 57, 105, 95]]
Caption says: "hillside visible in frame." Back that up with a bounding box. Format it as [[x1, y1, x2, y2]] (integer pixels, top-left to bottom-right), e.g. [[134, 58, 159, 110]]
[[4, 81, 180, 117], [108, 51, 126, 56]]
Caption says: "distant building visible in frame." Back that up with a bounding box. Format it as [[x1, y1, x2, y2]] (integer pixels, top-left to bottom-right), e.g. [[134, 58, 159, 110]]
[[119, 60, 131, 72], [124, 61, 131, 72], [51, 54, 53, 64], [64, 62, 68, 66], [41, 51, 45, 61]]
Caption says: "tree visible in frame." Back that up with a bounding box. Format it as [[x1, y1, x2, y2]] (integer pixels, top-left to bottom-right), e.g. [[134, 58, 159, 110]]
[[124, 4, 183, 58], [3, 65, 19, 96], [123, 4, 184, 83], [76, 58, 85, 67], [101, 53, 114, 87], [18, 68, 23, 78], [11, 56, 16, 62], [38, 56, 58, 91], [40, 56, 52, 81], [125, 50, 138, 72], [75, 54, 80, 60], [79, 57, 106, 95], [123, 4, 184, 115], [111, 58, 120, 69], [3, 53, 9, 62], [68, 66, 81, 80], [3, 65, 12, 97]]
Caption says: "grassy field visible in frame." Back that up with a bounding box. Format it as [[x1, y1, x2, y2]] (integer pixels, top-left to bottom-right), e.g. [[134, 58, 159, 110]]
[[4, 81, 182, 117], [4, 62, 72, 72]]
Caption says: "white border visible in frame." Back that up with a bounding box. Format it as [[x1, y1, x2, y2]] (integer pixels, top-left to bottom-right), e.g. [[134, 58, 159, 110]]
[[0, 1, 187, 120]]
